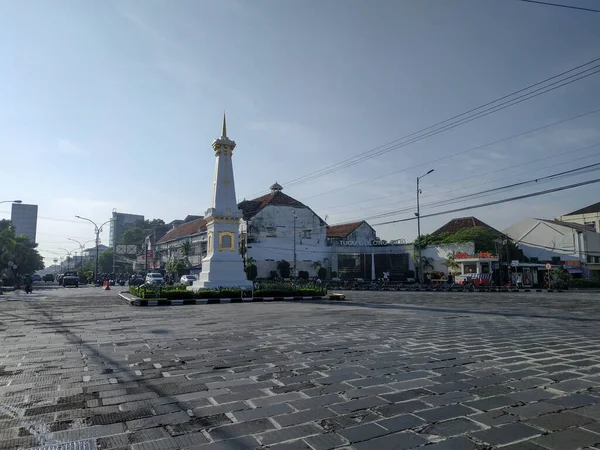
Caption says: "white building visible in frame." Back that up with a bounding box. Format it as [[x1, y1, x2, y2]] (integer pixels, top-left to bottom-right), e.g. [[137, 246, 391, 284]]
[[239, 183, 329, 279], [556, 201, 600, 232], [503, 218, 600, 279]]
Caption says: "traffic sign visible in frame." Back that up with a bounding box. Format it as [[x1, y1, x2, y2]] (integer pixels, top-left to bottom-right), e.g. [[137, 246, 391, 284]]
[[545, 263, 552, 270], [511, 260, 519, 267]]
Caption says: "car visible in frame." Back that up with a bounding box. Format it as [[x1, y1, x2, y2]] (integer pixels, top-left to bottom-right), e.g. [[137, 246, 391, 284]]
[[62, 271, 79, 287], [129, 274, 145, 286], [180, 275, 197, 285], [32, 274, 42, 282], [145, 273, 164, 285], [43, 274, 55, 282]]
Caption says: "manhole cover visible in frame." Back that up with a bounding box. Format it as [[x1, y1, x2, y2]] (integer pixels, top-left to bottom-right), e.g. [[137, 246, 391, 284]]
[[28, 440, 95, 450]]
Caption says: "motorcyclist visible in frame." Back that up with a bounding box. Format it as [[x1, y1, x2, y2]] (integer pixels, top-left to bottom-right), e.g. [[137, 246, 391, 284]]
[[24, 274, 33, 293]]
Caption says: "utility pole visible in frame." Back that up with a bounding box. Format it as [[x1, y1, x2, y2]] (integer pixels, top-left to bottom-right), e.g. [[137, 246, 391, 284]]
[[416, 169, 434, 284], [293, 210, 297, 282]]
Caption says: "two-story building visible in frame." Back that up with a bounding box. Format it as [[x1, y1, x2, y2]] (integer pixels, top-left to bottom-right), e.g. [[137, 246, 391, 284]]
[[238, 183, 329, 278], [155, 217, 207, 275]]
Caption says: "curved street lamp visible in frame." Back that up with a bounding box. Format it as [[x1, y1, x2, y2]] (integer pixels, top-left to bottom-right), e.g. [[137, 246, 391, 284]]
[[75, 216, 111, 282], [68, 238, 95, 269], [0, 200, 22, 205]]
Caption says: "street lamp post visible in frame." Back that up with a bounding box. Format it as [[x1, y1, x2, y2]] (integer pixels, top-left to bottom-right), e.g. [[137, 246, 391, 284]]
[[68, 238, 94, 269], [416, 169, 434, 285], [0, 200, 22, 205], [75, 216, 111, 283], [59, 248, 76, 270]]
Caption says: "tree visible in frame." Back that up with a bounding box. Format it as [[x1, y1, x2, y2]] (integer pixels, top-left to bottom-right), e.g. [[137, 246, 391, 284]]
[[276, 260, 290, 278], [0, 221, 44, 279], [98, 248, 114, 274], [180, 241, 192, 265], [443, 251, 461, 274], [121, 227, 148, 245]]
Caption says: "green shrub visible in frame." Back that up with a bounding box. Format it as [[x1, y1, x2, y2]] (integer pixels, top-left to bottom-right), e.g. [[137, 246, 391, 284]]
[[331, 271, 337, 278], [269, 270, 278, 280], [570, 278, 600, 288], [298, 270, 309, 280], [245, 264, 258, 281]]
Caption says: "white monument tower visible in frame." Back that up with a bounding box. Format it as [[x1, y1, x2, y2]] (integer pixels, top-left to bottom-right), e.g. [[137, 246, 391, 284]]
[[191, 114, 253, 290]]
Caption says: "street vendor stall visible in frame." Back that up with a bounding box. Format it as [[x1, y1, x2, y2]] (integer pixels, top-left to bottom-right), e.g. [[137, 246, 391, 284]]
[[454, 252, 499, 286]]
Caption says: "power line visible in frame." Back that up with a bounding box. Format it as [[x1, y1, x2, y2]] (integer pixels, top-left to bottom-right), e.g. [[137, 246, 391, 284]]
[[371, 177, 600, 227], [338, 161, 600, 223], [517, 0, 600, 13], [329, 143, 600, 220], [331, 148, 600, 223], [242, 57, 600, 198]]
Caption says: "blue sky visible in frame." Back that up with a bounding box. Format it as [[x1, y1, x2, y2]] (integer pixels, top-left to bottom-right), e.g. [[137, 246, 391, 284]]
[[1, 0, 599, 264]]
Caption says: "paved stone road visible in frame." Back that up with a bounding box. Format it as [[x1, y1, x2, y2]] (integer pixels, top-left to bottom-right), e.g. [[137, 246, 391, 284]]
[[1, 286, 600, 449]]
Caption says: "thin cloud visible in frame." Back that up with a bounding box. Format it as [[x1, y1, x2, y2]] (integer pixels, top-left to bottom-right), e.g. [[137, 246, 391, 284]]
[[57, 139, 89, 156]]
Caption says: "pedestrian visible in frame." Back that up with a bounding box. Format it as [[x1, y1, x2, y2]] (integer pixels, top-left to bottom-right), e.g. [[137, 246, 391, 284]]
[[426, 273, 432, 285]]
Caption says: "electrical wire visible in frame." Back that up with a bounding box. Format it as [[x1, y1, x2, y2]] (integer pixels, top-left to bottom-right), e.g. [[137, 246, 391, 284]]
[[517, 0, 600, 13], [243, 57, 600, 198], [370, 177, 600, 227]]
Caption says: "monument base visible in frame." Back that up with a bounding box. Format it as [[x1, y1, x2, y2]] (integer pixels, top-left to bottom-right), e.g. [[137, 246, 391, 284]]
[[187, 259, 253, 291]]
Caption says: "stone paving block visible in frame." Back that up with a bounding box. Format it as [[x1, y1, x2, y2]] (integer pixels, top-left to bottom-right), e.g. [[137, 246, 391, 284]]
[[288, 393, 345, 410], [427, 381, 473, 394], [273, 407, 337, 427], [501, 441, 548, 450], [470, 422, 542, 446], [379, 388, 432, 403], [547, 393, 600, 408], [303, 432, 347, 450], [464, 394, 518, 411], [423, 391, 475, 406], [376, 414, 425, 432], [328, 396, 388, 414], [527, 411, 594, 431], [373, 400, 430, 417], [352, 431, 428, 450], [192, 436, 260, 449], [267, 440, 313, 450], [506, 401, 563, 419], [421, 435, 481, 449], [338, 422, 387, 443], [257, 423, 323, 446], [551, 379, 599, 393], [388, 378, 436, 392], [468, 384, 513, 397], [249, 392, 305, 407], [574, 403, 600, 419], [507, 388, 557, 403], [45, 423, 126, 443], [415, 404, 478, 422], [233, 403, 294, 422], [534, 427, 600, 450], [470, 410, 518, 426], [422, 417, 484, 437], [125, 411, 191, 431], [209, 418, 276, 441]]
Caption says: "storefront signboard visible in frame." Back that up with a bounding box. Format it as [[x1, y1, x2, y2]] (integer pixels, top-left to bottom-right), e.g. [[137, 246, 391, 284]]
[[338, 239, 404, 246]]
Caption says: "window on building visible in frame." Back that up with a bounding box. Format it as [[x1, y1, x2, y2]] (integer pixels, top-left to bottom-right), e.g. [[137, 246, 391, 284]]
[[266, 227, 276, 237], [302, 230, 311, 239], [588, 254, 593, 263], [584, 222, 597, 232], [595, 256, 600, 264], [551, 256, 561, 264]]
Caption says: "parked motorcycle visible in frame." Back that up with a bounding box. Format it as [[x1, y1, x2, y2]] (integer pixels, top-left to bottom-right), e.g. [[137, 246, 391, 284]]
[[25, 284, 33, 294]]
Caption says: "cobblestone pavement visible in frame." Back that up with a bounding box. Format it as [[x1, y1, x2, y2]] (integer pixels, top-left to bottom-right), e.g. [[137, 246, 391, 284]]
[[1, 286, 600, 449]]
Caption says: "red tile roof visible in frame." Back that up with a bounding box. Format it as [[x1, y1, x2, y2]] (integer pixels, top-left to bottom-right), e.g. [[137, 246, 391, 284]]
[[157, 217, 207, 244], [431, 216, 500, 236], [238, 191, 325, 224], [326, 221, 364, 238]]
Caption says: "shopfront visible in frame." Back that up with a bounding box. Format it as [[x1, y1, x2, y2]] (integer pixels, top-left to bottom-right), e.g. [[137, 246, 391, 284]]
[[455, 252, 499, 285]]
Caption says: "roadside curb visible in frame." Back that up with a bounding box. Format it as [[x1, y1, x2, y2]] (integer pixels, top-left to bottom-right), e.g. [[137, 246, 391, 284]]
[[119, 292, 328, 306]]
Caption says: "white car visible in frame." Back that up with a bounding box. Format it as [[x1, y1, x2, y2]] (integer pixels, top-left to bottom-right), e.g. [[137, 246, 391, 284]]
[[145, 273, 164, 285], [180, 275, 197, 285]]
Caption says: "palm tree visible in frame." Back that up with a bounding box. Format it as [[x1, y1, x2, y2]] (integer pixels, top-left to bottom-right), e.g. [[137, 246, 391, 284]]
[[180, 241, 192, 266], [443, 251, 461, 274]]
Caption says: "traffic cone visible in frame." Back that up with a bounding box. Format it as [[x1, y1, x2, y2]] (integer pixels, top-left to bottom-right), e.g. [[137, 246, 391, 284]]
[[104, 281, 111, 291]]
